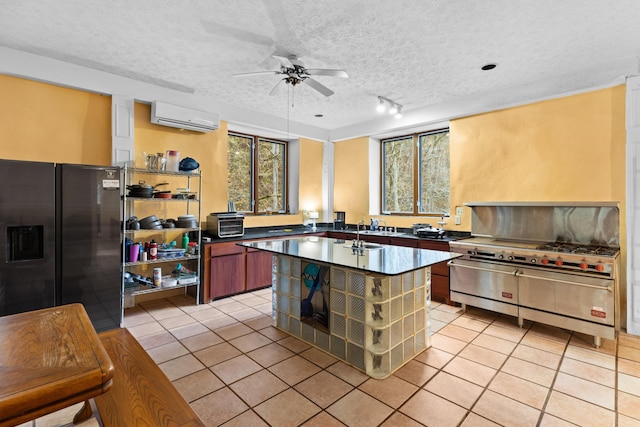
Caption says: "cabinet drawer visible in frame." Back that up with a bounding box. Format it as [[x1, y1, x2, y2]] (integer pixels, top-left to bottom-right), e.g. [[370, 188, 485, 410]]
[[417, 240, 449, 251], [209, 241, 244, 256]]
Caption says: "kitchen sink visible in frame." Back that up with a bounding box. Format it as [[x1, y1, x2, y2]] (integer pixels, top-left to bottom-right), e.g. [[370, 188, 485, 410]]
[[357, 230, 406, 237], [344, 243, 384, 250]]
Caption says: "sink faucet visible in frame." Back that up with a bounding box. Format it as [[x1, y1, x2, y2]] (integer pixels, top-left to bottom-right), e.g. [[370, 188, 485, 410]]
[[354, 220, 365, 247], [377, 219, 387, 232]]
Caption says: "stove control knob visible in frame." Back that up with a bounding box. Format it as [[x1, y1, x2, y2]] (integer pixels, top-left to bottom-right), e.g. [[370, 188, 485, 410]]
[[470, 251, 476, 256], [507, 256, 514, 261], [555, 258, 563, 266], [579, 261, 589, 270], [498, 254, 504, 259], [541, 257, 549, 265], [531, 258, 536, 263], [595, 264, 605, 272]]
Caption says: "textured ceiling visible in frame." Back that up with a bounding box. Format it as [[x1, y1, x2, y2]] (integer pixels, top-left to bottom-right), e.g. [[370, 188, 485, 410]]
[[2, 0, 640, 133]]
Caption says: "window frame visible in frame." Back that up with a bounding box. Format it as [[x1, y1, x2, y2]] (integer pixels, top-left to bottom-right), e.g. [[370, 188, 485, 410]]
[[380, 128, 450, 216], [228, 131, 289, 215]]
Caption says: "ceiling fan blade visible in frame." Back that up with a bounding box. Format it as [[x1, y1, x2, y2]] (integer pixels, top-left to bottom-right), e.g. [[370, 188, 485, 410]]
[[303, 78, 334, 97], [269, 79, 285, 96], [233, 70, 281, 77], [272, 55, 294, 68], [201, 20, 274, 48], [306, 69, 349, 78]]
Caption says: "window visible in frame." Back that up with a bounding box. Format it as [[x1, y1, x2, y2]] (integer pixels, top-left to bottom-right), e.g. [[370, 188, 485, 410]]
[[381, 129, 450, 215], [227, 132, 287, 214]]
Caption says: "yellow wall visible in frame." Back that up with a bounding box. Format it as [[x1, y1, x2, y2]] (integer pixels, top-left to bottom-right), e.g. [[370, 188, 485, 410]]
[[134, 103, 321, 229], [0, 75, 111, 165], [298, 138, 324, 217], [450, 86, 626, 230], [134, 102, 227, 221], [335, 86, 626, 232], [333, 136, 371, 224]]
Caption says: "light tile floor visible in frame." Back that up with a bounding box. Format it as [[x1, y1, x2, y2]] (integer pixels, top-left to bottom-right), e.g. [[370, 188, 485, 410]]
[[24, 289, 640, 426]]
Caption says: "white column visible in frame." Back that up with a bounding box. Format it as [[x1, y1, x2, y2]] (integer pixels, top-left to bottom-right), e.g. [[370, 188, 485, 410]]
[[111, 95, 135, 167], [322, 141, 334, 222], [626, 75, 640, 335]]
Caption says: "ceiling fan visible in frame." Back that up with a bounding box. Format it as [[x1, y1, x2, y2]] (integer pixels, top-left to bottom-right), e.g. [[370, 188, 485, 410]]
[[233, 55, 348, 97]]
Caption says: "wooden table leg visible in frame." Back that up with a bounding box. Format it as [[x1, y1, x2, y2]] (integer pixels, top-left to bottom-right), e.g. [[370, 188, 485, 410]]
[[72, 400, 93, 424]]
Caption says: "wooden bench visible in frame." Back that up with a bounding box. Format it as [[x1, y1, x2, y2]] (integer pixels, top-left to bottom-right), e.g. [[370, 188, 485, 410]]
[[94, 328, 205, 427]]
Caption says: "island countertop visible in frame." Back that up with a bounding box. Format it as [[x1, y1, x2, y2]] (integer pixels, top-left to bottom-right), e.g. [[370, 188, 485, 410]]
[[238, 236, 461, 275]]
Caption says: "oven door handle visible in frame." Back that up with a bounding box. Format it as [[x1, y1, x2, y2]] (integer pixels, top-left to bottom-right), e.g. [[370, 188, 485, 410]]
[[515, 272, 613, 292], [447, 261, 518, 276]]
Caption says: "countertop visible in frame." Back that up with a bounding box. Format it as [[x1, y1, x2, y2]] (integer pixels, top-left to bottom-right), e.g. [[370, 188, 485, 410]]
[[202, 224, 470, 244], [237, 236, 462, 275]]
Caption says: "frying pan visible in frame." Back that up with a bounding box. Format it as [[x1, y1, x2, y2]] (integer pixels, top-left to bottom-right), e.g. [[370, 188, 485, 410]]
[[127, 182, 168, 198]]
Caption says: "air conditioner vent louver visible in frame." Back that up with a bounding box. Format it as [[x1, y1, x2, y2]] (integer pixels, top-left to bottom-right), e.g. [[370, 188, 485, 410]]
[[150, 101, 219, 132]]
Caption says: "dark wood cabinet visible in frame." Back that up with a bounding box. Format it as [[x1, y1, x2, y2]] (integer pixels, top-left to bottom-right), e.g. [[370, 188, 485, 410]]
[[203, 239, 277, 301], [417, 240, 452, 304], [246, 249, 273, 291], [208, 241, 245, 300]]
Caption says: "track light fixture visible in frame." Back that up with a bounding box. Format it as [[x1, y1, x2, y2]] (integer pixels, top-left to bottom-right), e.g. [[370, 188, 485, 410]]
[[376, 96, 403, 119]]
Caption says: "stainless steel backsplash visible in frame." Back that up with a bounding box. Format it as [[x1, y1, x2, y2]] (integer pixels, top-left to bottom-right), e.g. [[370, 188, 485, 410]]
[[467, 202, 620, 247]]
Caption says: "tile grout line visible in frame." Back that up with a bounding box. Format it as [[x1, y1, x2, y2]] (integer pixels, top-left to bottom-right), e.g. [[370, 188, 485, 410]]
[[126, 294, 636, 426]]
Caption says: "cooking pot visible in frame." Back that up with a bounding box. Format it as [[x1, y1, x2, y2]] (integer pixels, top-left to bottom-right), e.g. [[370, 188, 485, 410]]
[[176, 215, 197, 228]]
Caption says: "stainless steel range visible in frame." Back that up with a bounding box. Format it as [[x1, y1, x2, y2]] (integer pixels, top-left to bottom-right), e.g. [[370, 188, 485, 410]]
[[449, 202, 620, 347]]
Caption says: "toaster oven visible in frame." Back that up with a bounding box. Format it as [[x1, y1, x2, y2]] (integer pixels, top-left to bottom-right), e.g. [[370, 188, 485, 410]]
[[206, 212, 245, 238]]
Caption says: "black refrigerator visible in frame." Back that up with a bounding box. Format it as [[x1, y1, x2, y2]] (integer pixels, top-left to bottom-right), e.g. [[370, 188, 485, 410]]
[[0, 160, 122, 332]]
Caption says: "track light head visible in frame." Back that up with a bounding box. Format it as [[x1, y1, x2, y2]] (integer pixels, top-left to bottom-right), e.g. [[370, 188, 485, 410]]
[[375, 96, 402, 118]]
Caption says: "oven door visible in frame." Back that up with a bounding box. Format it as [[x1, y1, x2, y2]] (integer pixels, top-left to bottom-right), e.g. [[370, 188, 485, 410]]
[[449, 259, 519, 316], [517, 268, 615, 327]]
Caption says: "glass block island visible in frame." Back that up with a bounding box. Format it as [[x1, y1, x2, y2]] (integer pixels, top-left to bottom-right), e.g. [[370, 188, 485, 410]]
[[238, 236, 461, 378]]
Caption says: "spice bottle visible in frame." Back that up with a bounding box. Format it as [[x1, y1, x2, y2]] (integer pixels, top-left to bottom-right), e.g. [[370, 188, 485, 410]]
[[149, 240, 158, 260]]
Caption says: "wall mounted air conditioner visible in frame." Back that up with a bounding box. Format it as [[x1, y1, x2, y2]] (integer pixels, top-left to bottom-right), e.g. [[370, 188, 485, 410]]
[[150, 101, 219, 132]]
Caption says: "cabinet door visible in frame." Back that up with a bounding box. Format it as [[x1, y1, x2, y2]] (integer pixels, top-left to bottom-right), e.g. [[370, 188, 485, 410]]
[[210, 253, 245, 299], [246, 250, 273, 291], [418, 240, 452, 304], [431, 274, 451, 304]]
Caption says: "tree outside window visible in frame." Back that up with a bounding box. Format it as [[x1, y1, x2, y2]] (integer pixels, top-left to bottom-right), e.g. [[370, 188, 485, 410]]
[[382, 129, 450, 215], [228, 132, 287, 214]]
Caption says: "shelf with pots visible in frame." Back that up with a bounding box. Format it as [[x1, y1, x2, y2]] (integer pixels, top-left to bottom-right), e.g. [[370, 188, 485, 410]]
[[122, 165, 202, 304]]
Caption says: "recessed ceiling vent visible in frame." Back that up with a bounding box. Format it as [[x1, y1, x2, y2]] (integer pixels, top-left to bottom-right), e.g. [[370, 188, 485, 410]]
[[151, 101, 219, 132]]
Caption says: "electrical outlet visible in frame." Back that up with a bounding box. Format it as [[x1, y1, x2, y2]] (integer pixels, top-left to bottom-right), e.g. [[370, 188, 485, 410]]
[[455, 215, 461, 225], [455, 207, 464, 216]]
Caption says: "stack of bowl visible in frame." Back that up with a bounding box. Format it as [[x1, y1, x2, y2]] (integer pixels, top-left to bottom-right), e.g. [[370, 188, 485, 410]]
[[139, 215, 163, 230], [176, 215, 197, 229]]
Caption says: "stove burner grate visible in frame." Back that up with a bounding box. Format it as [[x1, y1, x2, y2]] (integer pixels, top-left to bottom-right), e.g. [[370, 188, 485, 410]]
[[535, 242, 618, 257]]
